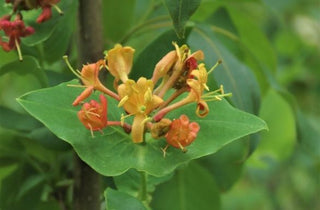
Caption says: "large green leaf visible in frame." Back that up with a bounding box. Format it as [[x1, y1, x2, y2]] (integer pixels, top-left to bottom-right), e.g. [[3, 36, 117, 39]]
[[151, 161, 220, 210], [105, 188, 147, 210], [18, 80, 266, 176], [163, 0, 201, 38], [248, 89, 296, 167]]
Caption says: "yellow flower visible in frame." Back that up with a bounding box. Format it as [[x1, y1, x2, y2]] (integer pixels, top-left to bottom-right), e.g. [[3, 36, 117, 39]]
[[106, 44, 135, 84], [153, 62, 230, 120], [152, 42, 204, 96], [118, 77, 163, 143]]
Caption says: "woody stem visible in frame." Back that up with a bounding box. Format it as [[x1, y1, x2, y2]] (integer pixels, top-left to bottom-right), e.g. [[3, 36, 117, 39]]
[[74, 0, 104, 210]]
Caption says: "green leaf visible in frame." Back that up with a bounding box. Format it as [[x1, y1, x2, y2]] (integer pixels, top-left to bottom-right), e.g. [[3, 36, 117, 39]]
[[0, 56, 47, 112], [131, 29, 182, 80], [297, 112, 320, 161], [188, 26, 261, 113], [164, 0, 201, 39], [248, 89, 296, 168], [42, 0, 78, 63], [198, 138, 248, 191], [151, 161, 221, 210], [105, 188, 147, 210], [114, 169, 173, 197], [0, 164, 45, 210], [225, 3, 277, 73], [17, 80, 266, 176], [0, 106, 42, 132], [103, 0, 137, 44], [22, 0, 77, 46]]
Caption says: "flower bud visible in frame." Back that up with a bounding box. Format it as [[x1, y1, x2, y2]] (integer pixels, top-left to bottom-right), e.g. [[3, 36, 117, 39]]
[[165, 115, 200, 151], [78, 94, 108, 132]]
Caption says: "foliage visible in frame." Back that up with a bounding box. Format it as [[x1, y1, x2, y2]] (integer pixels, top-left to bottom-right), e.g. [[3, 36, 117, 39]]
[[0, 0, 319, 209]]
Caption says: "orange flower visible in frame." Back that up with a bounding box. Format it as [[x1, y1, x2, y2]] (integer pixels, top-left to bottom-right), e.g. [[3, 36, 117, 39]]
[[165, 115, 200, 151], [78, 94, 108, 136], [106, 44, 135, 84], [63, 56, 119, 106], [118, 77, 163, 143]]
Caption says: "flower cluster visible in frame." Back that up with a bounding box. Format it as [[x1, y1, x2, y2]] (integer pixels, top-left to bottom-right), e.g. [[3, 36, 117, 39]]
[[0, 0, 63, 60], [66, 43, 231, 155]]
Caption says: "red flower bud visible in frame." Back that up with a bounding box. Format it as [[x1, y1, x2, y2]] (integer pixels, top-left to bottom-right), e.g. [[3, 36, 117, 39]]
[[165, 114, 200, 151]]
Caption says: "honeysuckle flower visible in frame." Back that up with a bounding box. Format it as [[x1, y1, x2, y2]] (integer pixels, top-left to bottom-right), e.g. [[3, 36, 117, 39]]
[[118, 77, 163, 143], [0, 17, 35, 60], [154, 42, 204, 97], [63, 56, 119, 106], [37, 0, 63, 23], [106, 44, 135, 85], [154, 61, 230, 120], [165, 114, 200, 152], [78, 94, 108, 136]]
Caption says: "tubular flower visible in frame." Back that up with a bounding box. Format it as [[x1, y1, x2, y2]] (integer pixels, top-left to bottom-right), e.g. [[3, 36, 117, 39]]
[[186, 63, 210, 117], [78, 94, 108, 136], [165, 115, 200, 151], [153, 61, 230, 120], [106, 44, 135, 85], [118, 77, 163, 143], [63, 57, 119, 106], [154, 42, 204, 97], [0, 18, 34, 59], [186, 62, 230, 117]]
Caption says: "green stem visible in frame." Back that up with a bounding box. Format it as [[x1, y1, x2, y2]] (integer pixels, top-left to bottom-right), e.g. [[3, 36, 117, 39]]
[[138, 171, 148, 203]]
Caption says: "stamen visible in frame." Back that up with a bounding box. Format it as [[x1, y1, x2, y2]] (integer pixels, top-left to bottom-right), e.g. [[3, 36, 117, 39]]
[[144, 88, 152, 104], [63, 55, 82, 79], [203, 83, 210, 91], [202, 93, 232, 101], [86, 111, 100, 118], [141, 117, 152, 126], [161, 144, 169, 158], [88, 123, 94, 138], [173, 42, 180, 60], [132, 85, 139, 93], [118, 95, 129, 107], [51, 3, 64, 15], [220, 85, 224, 94], [67, 84, 86, 88], [207, 59, 222, 75], [177, 141, 187, 152], [120, 113, 134, 126]]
